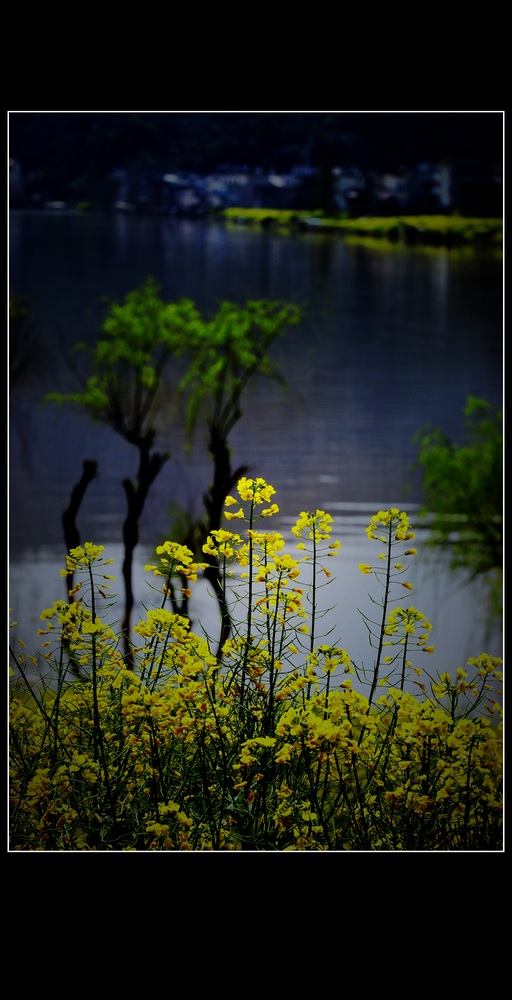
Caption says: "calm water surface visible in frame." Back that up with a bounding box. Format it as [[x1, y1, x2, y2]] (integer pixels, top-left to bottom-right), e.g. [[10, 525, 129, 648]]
[[8, 212, 503, 687]]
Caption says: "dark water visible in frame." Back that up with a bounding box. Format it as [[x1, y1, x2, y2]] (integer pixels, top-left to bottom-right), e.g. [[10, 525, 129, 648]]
[[9, 211, 503, 685]]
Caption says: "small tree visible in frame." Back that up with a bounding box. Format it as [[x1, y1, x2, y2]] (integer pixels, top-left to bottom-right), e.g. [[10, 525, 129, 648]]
[[47, 284, 302, 665], [178, 299, 302, 654], [47, 279, 202, 665]]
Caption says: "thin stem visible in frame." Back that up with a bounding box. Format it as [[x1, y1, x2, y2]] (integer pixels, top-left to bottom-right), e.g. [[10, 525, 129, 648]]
[[87, 561, 115, 820], [462, 737, 476, 849], [240, 501, 255, 706], [309, 528, 317, 656], [400, 635, 409, 692], [306, 526, 318, 701], [367, 525, 394, 710]]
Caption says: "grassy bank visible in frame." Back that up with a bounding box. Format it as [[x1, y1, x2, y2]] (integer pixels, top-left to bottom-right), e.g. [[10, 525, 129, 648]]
[[222, 208, 503, 249]]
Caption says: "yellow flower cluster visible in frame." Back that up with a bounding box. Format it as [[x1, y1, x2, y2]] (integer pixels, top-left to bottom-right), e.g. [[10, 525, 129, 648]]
[[133, 608, 191, 641], [358, 509, 419, 602], [292, 509, 335, 542], [364, 508, 415, 542], [37, 598, 120, 667], [145, 540, 208, 582], [223, 477, 279, 521], [230, 476, 276, 504], [202, 528, 242, 559], [61, 542, 111, 573], [430, 654, 503, 701], [9, 488, 503, 852], [307, 645, 353, 675], [383, 606, 434, 652]]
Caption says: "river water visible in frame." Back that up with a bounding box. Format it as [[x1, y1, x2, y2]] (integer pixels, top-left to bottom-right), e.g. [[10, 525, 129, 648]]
[[8, 211, 503, 693]]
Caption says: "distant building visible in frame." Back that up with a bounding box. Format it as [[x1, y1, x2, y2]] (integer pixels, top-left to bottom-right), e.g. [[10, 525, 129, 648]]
[[332, 167, 368, 215], [111, 159, 503, 216], [407, 162, 452, 213], [200, 168, 303, 209], [364, 169, 410, 214], [11, 152, 503, 218]]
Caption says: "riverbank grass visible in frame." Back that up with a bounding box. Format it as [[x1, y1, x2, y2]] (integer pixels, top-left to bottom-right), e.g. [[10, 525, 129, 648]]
[[223, 209, 502, 248]]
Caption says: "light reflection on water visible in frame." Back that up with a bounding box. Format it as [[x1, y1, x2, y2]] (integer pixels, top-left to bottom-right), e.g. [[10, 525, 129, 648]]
[[9, 511, 502, 713], [9, 214, 503, 704]]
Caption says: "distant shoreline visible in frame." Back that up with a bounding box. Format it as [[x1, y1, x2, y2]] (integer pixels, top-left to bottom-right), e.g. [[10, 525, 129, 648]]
[[221, 209, 503, 249]]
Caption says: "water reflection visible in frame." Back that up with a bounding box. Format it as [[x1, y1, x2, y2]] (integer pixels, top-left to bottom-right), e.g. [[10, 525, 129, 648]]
[[9, 213, 503, 690], [9, 514, 502, 711]]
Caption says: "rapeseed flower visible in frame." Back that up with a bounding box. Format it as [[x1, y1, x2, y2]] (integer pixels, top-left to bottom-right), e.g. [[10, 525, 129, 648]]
[[292, 510, 334, 542], [234, 477, 276, 504], [225, 508, 245, 520], [9, 484, 503, 852]]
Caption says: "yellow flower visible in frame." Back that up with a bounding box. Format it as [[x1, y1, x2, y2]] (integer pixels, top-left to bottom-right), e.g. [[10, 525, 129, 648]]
[[225, 508, 245, 520], [275, 743, 294, 764], [261, 503, 279, 517], [81, 619, 105, 635], [365, 509, 415, 546], [359, 563, 372, 574], [64, 542, 106, 572], [156, 541, 194, 565], [292, 510, 334, 541], [236, 477, 276, 504]]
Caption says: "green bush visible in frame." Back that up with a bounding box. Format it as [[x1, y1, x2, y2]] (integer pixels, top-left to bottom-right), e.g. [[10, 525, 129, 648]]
[[414, 396, 503, 622]]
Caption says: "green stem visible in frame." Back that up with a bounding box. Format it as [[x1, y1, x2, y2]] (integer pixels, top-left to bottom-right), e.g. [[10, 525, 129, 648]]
[[400, 635, 409, 692], [367, 524, 394, 711], [462, 737, 476, 849], [87, 562, 115, 820], [241, 500, 255, 706], [310, 528, 317, 656], [266, 575, 283, 736], [307, 526, 318, 701]]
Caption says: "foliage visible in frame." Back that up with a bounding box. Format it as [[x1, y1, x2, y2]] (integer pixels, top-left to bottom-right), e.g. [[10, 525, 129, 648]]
[[414, 396, 503, 619], [223, 209, 503, 248], [46, 278, 199, 446], [177, 297, 302, 659], [45, 278, 201, 663], [44, 283, 301, 663], [179, 298, 301, 444], [9, 479, 503, 851]]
